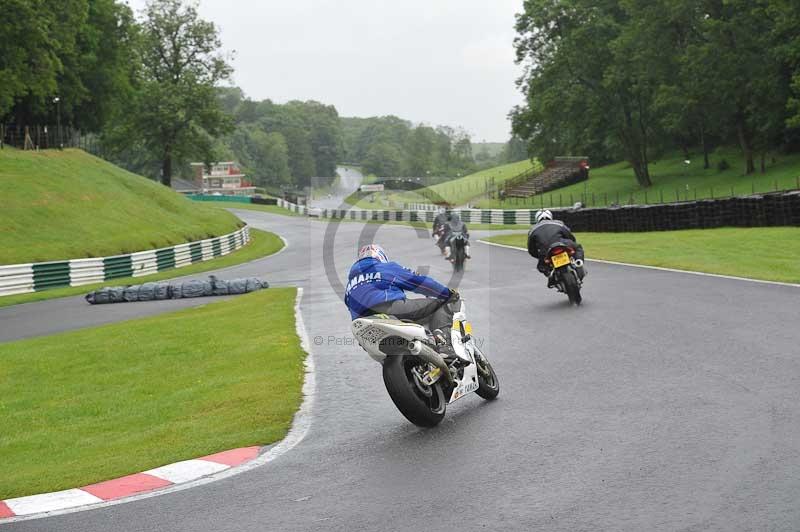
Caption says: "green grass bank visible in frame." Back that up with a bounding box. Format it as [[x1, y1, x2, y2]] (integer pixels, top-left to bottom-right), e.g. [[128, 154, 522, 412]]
[[0, 287, 305, 499], [0, 148, 241, 264], [476, 148, 800, 209], [346, 158, 542, 208]]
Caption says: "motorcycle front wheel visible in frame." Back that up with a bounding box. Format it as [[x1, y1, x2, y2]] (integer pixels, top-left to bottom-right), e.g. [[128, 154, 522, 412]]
[[382, 354, 446, 427], [473, 346, 500, 400], [453, 251, 464, 272]]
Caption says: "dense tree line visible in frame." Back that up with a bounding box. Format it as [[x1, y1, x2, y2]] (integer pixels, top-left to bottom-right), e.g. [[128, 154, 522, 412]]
[[341, 116, 475, 178], [1, 0, 233, 186], [2, 0, 525, 190], [215, 88, 342, 189], [0, 0, 137, 132], [340, 116, 526, 180], [512, 0, 800, 185]]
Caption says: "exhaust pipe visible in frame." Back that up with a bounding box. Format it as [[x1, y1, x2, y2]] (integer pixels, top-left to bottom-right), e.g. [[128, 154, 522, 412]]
[[573, 258, 584, 268], [409, 340, 454, 385]]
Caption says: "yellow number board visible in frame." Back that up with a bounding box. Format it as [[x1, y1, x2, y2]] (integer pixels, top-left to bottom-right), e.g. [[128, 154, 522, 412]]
[[552, 252, 570, 268]]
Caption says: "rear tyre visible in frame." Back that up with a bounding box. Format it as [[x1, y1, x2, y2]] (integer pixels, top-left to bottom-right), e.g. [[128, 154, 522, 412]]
[[382, 354, 446, 427], [563, 271, 582, 305], [474, 347, 500, 400]]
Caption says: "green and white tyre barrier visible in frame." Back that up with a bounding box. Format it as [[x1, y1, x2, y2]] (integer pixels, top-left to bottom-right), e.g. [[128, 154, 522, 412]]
[[276, 198, 309, 215], [276, 198, 539, 226], [0, 226, 250, 297], [402, 202, 440, 211]]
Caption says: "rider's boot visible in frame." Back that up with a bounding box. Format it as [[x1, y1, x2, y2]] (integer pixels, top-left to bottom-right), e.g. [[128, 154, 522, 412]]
[[464, 245, 471, 259], [432, 329, 457, 360], [443, 246, 451, 259]]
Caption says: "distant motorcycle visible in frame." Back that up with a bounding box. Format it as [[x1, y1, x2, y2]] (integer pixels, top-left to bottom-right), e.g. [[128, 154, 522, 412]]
[[351, 299, 499, 427], [447, 232, 469, 272], [544, 241, 584, 305]]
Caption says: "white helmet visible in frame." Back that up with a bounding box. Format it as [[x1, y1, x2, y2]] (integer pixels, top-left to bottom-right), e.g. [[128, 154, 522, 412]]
[[357, 244, 389, 263], [535, 209, 553, 223]]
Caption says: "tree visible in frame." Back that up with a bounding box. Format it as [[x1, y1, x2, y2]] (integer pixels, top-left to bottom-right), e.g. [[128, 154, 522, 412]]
[[0, 0, 87, 124], [503, 136, 528, 163], [513, 0, 657, 187], [691, 0, 787, 174], [227, 124, 290, 186], [405, 126, 436, 176], [68, 0, 138, 132], [114, 0, 232, 186], [290, 100, 341, 179], [0, 0, 136, 131], [364, 142, 404, 176]]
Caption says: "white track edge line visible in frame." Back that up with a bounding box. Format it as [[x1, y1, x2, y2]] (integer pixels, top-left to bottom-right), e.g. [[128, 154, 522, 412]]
[[1, 287, 316, 524], [477, 238, 800, 288]]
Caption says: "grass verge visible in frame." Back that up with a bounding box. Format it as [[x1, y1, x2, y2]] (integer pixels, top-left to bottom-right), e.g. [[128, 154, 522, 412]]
[[0, 287, 305, 499], [345, 158, 542, 208], [482, 227, 800, 284], [0, 228, 284, 308]]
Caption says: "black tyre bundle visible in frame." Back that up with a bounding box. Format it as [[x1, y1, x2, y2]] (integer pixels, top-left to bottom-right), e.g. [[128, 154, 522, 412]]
[[85, 275, 268, 305]]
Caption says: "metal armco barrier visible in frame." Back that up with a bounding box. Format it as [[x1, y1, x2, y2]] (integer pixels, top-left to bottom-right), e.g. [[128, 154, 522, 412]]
[[276, 191, 800, 231], [0, 226, 250, 297]]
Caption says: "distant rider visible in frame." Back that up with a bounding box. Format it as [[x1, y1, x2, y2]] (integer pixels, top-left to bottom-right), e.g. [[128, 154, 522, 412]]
[[443, 213, 471, 260], [527, 209, 585, 281], [432, 207, 450, 235], [345, 244, 460, 355], [432, 207, 451, 252]]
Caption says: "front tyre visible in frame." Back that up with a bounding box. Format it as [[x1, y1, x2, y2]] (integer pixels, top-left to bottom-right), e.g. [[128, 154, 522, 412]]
[[382, 354, 446, 427], [452, 245, 465, 272], [473, 347, 500, 400]]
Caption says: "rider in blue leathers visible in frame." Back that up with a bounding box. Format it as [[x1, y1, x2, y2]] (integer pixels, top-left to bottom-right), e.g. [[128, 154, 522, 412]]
[[345, 244, 459, 346]]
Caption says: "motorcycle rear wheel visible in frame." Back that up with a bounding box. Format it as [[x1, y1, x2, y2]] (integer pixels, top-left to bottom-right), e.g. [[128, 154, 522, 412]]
[[382, 354, 446, 427], [563, 270, 582, 305]]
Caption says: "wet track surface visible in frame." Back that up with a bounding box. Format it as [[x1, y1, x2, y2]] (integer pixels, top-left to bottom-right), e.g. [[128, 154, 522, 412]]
[[2, 210, 800, 531]]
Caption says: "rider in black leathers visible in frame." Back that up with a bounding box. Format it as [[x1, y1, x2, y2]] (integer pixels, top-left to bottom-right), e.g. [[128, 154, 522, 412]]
[[432, 208, 451, 251], [443, 213, 471, 260], [527, 209, 585, 278]]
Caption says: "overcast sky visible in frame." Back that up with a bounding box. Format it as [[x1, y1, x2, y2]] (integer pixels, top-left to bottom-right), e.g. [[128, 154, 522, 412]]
[[126, 0, 525, 142]]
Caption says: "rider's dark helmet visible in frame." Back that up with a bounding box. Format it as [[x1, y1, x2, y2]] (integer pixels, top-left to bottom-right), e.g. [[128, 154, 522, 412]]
[[451, 213, 461, 224]]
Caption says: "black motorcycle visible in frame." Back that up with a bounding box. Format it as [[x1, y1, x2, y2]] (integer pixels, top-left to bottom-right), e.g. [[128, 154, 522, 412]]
[[449, 232, 468, 272], [543, 241, 584, 305]]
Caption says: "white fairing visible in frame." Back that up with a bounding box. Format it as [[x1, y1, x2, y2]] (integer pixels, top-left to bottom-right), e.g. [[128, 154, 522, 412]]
[[448, 302, 479, 403], [351, 300, 480, 404], [351, 317, 427, 362]]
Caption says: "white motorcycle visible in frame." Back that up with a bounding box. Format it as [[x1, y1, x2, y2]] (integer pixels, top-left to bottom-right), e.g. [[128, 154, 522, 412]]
[[351, 299, 499, 427]]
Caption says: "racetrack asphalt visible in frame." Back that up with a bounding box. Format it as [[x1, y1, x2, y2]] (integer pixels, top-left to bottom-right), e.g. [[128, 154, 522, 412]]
[[2, 209, 799, 531]]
